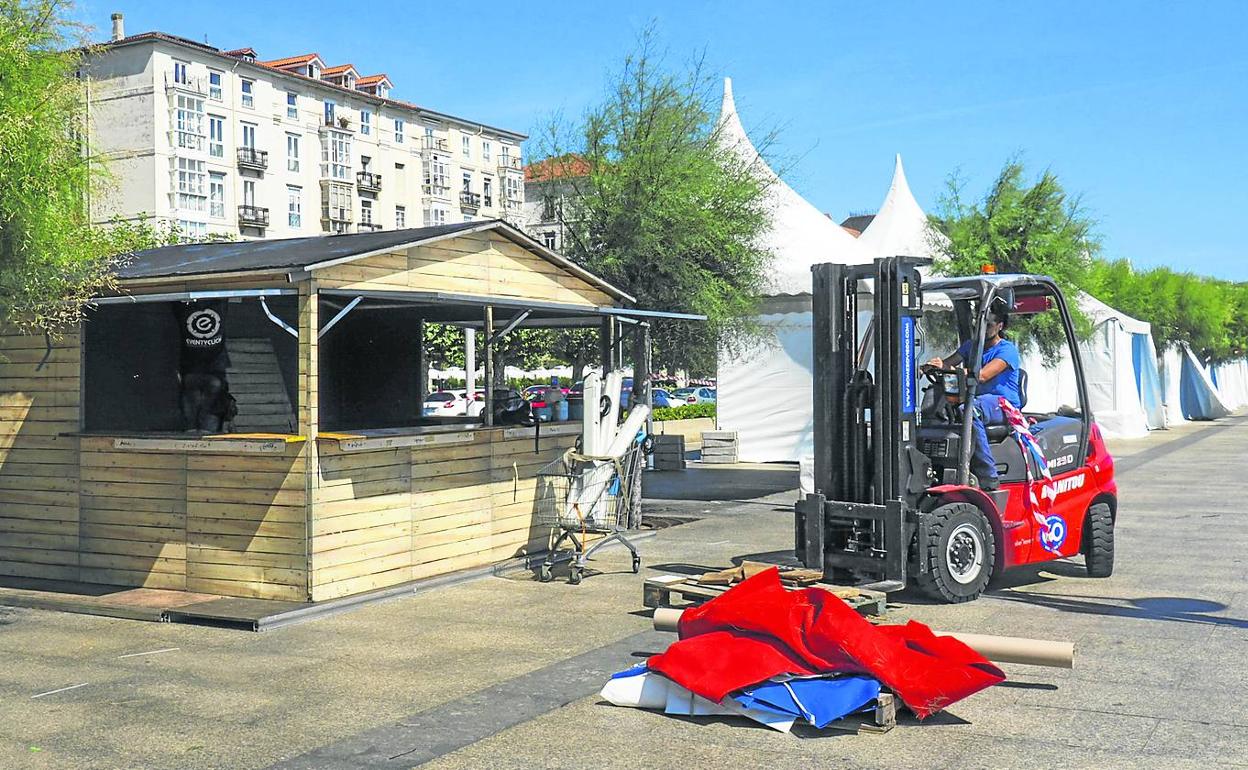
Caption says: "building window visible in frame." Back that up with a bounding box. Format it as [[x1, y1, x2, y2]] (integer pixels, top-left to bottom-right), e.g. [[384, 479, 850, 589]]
[[324, 100, 336, 126], [173, 60, 189, 85], [463, 214, 473, 223], [360, 109, 371, 136], [506, 175, 521, 203], [176, 219, 208, 239], [209, 172, 226, 218], [542, 195, 557, 221], [288, 185, 302, 227], [286, 133, 300, 172], [174, 94, 205, 150], [423, 207, 447, 226], [360, 199, 373, 225], [240, 122, 257, 149], [461, 171, 472, 192], [176, 157, 206, 211], [395, 205, 406, 228], [325, 183, 352, 231], [482, 177, 492, 207], [461, 135, 470, 158], [308, 62, 320, 79], [542, 231, 557, 249], [208, 114, 224, 158], [242, 179, 256, 208], [286, 92, 298, 119], [482, 140, 491, 162], [240, 79, 254, 108], [208, 70, 223, 101], [321, 130, 352, 180], [394, 118, 404, 144]]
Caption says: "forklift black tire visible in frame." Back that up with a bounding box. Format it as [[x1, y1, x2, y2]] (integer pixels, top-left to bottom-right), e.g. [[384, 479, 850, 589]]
[[1083, 502, 1115, 578], [913, 502, 995, 603]]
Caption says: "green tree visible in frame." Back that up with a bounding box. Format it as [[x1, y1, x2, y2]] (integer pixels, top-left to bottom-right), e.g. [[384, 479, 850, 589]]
[[0, 0, 116, 335], [931, 160, 1097, 360], [532, 31, 773, 375]]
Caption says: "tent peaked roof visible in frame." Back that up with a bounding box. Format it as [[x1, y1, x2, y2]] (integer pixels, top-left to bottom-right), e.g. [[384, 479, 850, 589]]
[[717, 77, 866, 295], [857, 154, 945, 261]]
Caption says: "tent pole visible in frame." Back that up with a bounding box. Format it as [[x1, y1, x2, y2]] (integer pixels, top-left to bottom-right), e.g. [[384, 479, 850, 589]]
[[483, 306, 494, 426]]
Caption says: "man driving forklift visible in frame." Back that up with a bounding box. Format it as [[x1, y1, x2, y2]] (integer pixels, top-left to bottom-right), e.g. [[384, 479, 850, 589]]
[[925, 299, 1021, 491]]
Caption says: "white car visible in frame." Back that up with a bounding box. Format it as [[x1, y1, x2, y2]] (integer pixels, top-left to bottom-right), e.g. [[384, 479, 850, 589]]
[[670, 386, 717, 405], [422, 390, 469, 417]]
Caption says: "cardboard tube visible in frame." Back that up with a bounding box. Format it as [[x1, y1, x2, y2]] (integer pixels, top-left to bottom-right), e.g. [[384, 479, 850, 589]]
[[650, 608, 1073, 668]]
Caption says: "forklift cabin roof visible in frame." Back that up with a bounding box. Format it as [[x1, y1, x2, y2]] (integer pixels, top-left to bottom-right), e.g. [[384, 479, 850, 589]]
[[924, 273, 1060, 302]]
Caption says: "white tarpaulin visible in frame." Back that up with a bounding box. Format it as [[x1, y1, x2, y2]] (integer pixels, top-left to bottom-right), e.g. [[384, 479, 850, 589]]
[[1211, 358, 1248, 410], [856, 155, 948, 261], [1161, 344, 1233, 420]]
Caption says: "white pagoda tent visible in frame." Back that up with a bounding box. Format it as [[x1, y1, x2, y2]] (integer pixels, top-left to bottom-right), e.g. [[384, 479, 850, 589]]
[[715, 78, 870, 462]]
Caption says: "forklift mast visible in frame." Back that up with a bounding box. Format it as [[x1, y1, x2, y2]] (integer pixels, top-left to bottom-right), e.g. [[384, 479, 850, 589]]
[[796, 257, 930, 584]]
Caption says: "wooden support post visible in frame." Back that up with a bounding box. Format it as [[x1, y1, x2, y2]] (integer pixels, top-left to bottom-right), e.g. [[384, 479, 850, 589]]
[[483, 305, 494, 426], [297, 281, 319, 602], [465, 327, 476, 400]]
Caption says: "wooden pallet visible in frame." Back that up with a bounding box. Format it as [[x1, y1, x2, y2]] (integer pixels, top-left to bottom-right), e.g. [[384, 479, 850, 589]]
[[643, 573, 889, 616]]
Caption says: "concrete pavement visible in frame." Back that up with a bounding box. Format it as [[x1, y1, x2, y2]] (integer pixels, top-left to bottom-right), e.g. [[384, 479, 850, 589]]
[[0, 416, 1245, 769]]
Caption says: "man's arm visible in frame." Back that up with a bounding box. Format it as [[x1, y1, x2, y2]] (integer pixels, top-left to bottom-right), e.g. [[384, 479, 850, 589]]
[[926, 351, 964, 369], [977, 358, 1008, 383]]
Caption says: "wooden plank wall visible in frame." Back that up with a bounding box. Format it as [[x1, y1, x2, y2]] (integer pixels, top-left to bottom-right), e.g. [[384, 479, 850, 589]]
[[76, 439, 308, 600], [310, 428, 579, 601], [0, 331, 82, 581], [315, 232, 616, 308]]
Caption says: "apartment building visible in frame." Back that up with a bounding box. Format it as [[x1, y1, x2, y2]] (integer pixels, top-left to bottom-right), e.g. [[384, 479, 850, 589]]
[[522, 155, 590, 252], [82, 15, 526, 240]]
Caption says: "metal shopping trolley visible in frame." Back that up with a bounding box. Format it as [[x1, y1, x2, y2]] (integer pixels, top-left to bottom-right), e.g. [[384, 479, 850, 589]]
[[535, 436, 647, 584]]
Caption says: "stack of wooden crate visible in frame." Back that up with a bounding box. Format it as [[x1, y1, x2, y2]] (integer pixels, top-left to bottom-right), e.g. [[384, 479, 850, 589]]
[[652, 434, 686, 470], [700, 430, 738, 464]]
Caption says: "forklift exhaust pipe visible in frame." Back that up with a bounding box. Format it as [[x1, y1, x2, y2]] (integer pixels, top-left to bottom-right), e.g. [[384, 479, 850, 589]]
[[652, 608, 1073, 669]]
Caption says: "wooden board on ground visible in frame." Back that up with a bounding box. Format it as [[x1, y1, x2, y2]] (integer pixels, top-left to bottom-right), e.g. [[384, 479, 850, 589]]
[[642, 573, 888, 616]]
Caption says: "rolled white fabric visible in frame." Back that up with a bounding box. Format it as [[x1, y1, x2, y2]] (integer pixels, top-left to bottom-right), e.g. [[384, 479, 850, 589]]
[[581, 372, 602, 455], [605, 405, 650, 459], [599, 371, 624, 449]]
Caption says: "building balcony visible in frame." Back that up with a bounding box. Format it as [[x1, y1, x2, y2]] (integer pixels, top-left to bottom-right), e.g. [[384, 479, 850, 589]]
[[459, 191, 482, 212], [164, 72, 207, 96], [236, 147, 268, 171], [498, 156, 523, 173], [356, 171, 382, 192], [322, 206, 354, 224], [357, 222, 383, 233], [422, 182, 451, 198], [422, 137, 449, 154], [238, 205, 269, 228]]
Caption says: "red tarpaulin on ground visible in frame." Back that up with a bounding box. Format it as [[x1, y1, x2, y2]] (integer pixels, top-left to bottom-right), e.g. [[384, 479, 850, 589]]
[[647, 568, 1005, 718]]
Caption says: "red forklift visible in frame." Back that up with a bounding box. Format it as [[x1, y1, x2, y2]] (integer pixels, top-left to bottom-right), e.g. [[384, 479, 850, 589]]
[[795, 257, 1118, 602]]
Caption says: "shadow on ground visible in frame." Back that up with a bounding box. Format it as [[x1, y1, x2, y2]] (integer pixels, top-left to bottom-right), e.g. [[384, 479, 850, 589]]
[[642, 465, 798, 501]]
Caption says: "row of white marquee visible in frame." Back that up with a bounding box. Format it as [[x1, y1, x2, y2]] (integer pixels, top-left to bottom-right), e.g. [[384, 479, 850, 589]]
[[713, 78, 1244, 463]]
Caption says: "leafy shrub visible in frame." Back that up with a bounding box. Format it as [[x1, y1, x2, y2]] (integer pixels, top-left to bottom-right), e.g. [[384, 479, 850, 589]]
[[653, 403, 716, 421]]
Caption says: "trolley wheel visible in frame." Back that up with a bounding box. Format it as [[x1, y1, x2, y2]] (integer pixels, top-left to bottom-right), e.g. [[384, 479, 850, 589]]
[[539, 563, 553, 583], [569, 567, 583, 585], [631, 554, 642, 574]]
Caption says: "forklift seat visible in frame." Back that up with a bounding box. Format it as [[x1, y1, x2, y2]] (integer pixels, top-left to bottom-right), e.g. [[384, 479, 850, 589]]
[[985, 368, 1027, 443]]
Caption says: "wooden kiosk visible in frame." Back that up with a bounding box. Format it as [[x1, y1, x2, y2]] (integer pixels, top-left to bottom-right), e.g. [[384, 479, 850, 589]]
[[0, 220, 671, 602]]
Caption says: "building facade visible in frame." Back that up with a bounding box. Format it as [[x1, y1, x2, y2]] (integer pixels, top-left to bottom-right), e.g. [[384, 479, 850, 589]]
[[82, 24, 526, 240], [521, 155, 589, 252]]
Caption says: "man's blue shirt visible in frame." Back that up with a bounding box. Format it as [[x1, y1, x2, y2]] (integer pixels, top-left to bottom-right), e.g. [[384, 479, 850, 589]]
[[957, 337, 1022, 408]]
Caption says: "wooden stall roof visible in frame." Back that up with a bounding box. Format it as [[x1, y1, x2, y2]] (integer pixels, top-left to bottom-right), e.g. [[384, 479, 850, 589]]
[[115, 220, 634, 304]]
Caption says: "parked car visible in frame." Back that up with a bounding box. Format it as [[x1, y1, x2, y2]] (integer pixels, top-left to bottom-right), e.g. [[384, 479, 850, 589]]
[[466, 388, 527, 418], [652, 388, 675, 408], [671, 386, 716, 405], [422, 390, 469, 417]]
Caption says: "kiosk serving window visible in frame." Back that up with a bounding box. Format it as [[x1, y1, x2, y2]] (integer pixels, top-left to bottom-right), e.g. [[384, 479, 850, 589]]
[[83, 297, 299, 434]]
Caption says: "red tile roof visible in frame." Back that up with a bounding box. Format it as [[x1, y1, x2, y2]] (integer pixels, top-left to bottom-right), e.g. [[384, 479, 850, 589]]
[[261, 52, 322, 69], [525, 155, 591, 182], [225, 47, 256, 58], [357, 74, 390, 86], [322, 64, 357, 76]]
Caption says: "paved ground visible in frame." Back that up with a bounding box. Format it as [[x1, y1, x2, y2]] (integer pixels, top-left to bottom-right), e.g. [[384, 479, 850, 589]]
[[0, 416, 1245, 769]]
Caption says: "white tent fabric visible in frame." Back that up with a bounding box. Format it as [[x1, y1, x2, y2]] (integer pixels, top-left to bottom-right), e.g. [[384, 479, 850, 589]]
[[716, 78, 864, 295], [1161, 345, 1233, 420], [1211, 358, 1248, 410], [856, 155, 947, 261]]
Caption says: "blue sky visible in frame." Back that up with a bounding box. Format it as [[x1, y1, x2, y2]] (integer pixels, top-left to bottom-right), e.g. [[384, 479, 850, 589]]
[[76, 1, 1248, 279]]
